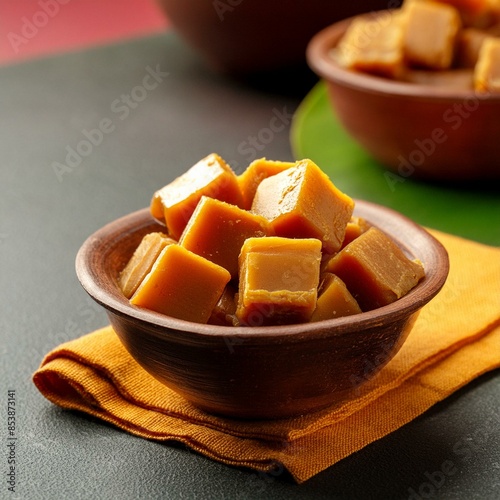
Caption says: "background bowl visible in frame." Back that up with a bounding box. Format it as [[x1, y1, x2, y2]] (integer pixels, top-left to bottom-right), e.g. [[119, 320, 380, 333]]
[[157, 0, 395, 75], [76, 201, 448, 419], [306, 11, 500, 181]]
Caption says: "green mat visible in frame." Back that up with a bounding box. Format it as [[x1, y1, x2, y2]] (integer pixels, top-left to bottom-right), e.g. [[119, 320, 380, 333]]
[[290, 81, 500, 246]]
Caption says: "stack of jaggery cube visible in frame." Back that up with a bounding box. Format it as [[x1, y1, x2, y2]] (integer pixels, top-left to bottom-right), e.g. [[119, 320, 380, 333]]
[[335, 0, 500, 92], [118, 154, 424, 326]]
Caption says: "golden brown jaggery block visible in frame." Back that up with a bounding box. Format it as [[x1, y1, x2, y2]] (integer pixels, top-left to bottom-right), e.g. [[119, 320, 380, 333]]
[[311, 273, 362, 322], [474, 37, 500, 91], [412, 0, 498, 29], [341, 216, 370, 249], [208, 284, 237, 326], [325, 227, 425, 311], [118, 232, 175, 298], [179, 196, 271, 279], [130, 244, 231, 323], [336, 12, 407, 78], [403, 1, 462, 69], [489, 1, 500, 27], [251, 159, 354, 254], [457, 27, 494, 67], [236, 237, 322, 326], [237, 158, 295, 210], [150, 153, 243, 240]]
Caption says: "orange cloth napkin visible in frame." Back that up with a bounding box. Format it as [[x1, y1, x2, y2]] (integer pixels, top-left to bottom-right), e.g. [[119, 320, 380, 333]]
[[33, 230, 500, 483]]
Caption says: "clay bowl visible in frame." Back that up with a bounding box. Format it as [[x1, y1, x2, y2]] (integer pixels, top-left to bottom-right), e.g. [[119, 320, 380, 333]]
[[157, 0, 393, 75], [76, 201, 448, 419], [306, 11, 500, 181]]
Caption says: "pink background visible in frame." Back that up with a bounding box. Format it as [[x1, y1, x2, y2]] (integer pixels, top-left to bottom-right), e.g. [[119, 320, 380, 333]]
[[0, 0, 168, 65]]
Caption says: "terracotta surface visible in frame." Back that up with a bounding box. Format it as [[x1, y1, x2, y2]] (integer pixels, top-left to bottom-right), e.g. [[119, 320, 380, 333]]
[[157, 0, 395, 74], [76, 201, 448, 419], [306, 12, 500, 180]]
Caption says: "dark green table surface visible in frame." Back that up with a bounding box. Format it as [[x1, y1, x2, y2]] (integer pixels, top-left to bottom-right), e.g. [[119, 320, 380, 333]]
[[1, 33, 499, 500]]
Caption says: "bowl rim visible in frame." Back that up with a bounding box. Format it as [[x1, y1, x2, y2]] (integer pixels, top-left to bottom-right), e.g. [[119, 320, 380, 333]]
[[76, 201, 449, 342], [306, 9, 500, 102]]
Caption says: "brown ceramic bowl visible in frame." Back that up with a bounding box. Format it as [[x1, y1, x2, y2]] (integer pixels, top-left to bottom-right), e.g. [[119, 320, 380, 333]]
[[76, 201, 448, 419], [157, 0, 393, 74], [306, 11, 500, 180]]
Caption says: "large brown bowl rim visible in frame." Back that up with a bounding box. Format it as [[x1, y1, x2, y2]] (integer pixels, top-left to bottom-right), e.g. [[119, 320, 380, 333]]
[[75, 201, 449, 342], [306, 10, 500, 102]]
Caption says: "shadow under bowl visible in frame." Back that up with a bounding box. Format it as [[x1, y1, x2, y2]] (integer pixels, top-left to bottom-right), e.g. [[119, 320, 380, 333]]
[[306, 11, 500, 181], [76, 201, 449, 419]]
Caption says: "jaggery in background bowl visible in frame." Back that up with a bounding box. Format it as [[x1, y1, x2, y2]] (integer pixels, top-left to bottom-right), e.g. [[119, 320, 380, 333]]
[[306, 11, 500, 181], [76, 201, 448, 419], [157, 0, 394, 75]]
